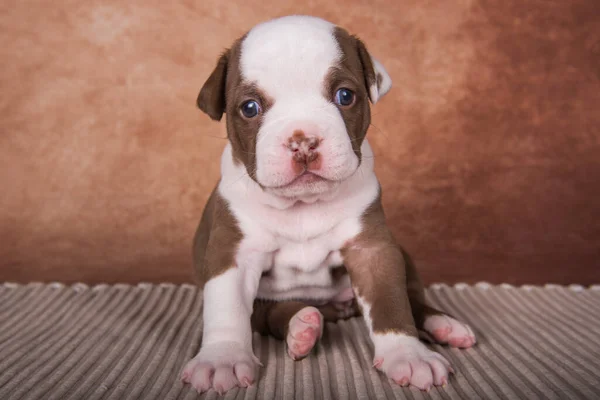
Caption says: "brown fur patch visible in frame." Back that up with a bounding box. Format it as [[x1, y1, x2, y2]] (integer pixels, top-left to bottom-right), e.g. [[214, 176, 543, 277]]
[[401, 246, 445, 328], [341, 192, 447, 334], [192, 184, 243, 287], [197, 53, 229, 121], [197, 36, 273, 181], [328, 27, 374, 159], [330, 265, 348, 280], [341, 190, 419, 336], [291, 130, 306, 142], [251, 300, 306, 339]]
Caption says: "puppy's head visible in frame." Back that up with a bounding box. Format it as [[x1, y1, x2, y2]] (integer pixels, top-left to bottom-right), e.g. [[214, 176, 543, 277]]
[[198, 16, 392, 198]]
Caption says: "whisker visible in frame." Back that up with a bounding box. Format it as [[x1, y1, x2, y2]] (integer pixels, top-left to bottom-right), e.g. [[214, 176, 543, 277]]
[[369, 122, 391, 143], [367, 122, 392, 158], [223, 168, 251, 190]]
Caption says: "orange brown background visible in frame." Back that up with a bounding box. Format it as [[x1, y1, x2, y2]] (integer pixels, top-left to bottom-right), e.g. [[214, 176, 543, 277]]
[[1, 0, 599, 285]]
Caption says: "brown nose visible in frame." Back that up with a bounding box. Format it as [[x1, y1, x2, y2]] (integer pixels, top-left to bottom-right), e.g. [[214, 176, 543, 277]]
[[287, 130, 321, 169]]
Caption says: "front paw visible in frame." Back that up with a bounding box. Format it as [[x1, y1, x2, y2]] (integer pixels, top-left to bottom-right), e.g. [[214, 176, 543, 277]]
[[181, 341, 261, 394], [373, 334, 453, 391]]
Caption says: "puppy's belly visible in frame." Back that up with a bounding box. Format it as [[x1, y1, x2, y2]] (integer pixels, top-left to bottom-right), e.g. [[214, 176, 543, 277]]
[[255, 248, 350, 302]]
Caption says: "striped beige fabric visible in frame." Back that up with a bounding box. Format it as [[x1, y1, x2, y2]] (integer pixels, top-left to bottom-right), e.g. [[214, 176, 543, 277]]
[[0, 283, 598, 400]]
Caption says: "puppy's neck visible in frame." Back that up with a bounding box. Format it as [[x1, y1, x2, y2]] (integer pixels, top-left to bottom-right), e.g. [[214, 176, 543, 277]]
[[219, 140, 377, 211]]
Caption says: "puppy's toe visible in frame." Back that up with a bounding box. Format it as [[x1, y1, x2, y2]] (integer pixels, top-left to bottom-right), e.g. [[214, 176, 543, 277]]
[[181, 341, 259, 394], [213, 366, 238, 395], [186, 362, 214, 393], [375, 336, 451, 391]]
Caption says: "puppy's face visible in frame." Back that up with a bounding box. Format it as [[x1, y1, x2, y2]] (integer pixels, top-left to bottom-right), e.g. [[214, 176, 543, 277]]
[[198, 16, 391, 198]]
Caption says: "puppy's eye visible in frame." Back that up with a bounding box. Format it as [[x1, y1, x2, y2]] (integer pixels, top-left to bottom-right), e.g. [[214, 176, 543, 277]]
[[240, 100, 261, 118], [334, 88, 355, 106]]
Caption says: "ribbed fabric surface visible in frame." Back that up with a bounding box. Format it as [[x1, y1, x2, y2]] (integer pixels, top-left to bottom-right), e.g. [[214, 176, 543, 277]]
[[0, 282, 598, 400]]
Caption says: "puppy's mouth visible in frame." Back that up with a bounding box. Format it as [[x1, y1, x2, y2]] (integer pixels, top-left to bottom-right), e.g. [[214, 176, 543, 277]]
[[275, 170, 328, 189]]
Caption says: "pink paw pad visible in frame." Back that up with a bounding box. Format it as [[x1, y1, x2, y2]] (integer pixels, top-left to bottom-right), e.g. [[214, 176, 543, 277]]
[[300, 311, 321, 325], [432, 327, 451, 341], [296, 327, 316, 341], [292, 340, 315, 354], [287, 307, 324, 360]]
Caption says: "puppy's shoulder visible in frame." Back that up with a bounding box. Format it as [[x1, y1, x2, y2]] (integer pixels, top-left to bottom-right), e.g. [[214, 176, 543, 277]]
[[193, 183, 244, 285]]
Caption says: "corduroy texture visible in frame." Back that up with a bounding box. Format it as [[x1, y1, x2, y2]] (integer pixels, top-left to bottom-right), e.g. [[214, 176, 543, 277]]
[[0, 283, 599, 399]]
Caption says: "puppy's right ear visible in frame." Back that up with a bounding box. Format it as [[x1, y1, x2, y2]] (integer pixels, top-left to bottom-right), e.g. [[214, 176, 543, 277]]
[[197, 51, 229, 121]]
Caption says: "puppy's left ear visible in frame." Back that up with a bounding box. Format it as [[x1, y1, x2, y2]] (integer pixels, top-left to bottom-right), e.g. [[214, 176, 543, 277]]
[[355, 39, 392, 104]]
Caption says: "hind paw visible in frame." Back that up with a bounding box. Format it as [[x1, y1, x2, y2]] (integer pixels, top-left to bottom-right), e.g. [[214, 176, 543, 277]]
[[423, 314, 476, 348], [286, 306, 323, 360]]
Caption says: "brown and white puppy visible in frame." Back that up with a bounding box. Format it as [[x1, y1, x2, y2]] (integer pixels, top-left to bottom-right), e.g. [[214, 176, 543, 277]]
[[181, 15, 476, 394]]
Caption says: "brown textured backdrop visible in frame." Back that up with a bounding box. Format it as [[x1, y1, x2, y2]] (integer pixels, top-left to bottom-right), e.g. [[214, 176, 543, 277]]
[[1, 0, 599, 285]]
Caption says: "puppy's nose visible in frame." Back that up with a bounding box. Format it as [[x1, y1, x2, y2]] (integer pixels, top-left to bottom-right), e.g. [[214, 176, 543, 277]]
[[287, 130, 320, 153], [287, 130, 321, 167]]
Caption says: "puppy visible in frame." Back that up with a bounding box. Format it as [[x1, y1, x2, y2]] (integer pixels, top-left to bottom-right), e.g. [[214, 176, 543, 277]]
[[181, 15, 476, 394]]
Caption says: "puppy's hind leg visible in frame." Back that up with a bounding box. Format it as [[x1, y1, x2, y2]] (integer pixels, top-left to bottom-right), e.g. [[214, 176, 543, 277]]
[[402, 248, 477, 349], [252, 300, 324, 360]]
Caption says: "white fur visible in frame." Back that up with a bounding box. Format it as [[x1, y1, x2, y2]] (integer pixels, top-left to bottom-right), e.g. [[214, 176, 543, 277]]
[[200, 266, 262, 349], [220, 139, 379, 301], [355, 294, 375, 337], [369, 58, 393, 103], [239, 16, 389, 194], [356, 295, 451, 389], [371, 332, 451, 389], [183, 267, 263, 392]]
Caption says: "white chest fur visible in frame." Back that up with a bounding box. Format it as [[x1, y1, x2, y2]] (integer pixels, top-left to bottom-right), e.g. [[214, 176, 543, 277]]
[[218, 142, 379, 301], [252, 204, 355, 301]]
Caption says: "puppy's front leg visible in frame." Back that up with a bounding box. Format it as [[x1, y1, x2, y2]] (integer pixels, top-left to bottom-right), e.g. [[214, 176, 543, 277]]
[[182, 260, 263, 394], [342, 213, 452, 390]]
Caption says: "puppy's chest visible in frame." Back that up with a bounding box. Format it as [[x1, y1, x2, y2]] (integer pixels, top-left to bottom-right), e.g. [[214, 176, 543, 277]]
[[258, 230, 348, 301], [263, 209, 349, 271], [272, 235, 343, 273], [238, 203, 362, 299]]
